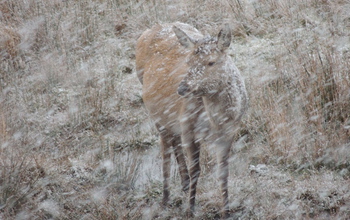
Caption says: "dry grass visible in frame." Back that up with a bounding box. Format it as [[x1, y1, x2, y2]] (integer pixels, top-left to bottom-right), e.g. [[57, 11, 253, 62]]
[[0, 0, 349, 219], [234, 0, 350, 170]]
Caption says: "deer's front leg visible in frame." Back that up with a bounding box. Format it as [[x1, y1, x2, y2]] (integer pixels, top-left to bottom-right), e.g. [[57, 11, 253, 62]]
[[216, 135, 233, 219], [172, 135, 190, 192], [181, 126, 201, 216], [180, 98, 203, 216]]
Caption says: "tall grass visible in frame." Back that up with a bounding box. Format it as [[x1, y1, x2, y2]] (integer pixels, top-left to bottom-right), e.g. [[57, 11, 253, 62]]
[[234, 0, 350, 169]]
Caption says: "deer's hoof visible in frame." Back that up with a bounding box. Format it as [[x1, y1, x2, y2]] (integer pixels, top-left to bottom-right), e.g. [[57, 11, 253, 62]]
[[185, 209, 194, 218]]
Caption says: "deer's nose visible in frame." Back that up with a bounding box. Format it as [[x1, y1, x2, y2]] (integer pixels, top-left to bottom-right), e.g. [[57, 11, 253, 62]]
[[177, 81, 190, 96]]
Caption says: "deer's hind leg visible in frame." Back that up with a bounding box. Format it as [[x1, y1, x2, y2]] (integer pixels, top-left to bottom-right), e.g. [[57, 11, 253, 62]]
[[158, 126, 172, 207]]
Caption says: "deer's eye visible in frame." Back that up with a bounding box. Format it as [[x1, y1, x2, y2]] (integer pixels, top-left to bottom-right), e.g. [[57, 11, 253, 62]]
[[208, 62, 215, 66]]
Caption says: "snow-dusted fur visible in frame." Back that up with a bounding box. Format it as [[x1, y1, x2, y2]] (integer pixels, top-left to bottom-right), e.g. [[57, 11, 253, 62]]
[[136, 22, 248, 218]]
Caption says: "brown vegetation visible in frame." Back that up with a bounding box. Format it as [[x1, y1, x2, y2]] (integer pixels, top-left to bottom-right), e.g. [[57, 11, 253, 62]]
[[0, 25, 20, 59], [0, 24, 21, 74]]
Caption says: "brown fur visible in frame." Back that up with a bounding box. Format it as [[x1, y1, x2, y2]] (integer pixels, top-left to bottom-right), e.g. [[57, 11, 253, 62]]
[[136, 22, 248, 218]]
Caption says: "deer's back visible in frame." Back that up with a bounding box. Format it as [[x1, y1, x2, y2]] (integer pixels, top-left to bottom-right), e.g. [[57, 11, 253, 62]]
[[136, 23, 203, 133]]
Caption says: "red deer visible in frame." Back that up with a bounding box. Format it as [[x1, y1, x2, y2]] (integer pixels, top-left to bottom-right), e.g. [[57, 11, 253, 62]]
[[136, 22, 248, 218]]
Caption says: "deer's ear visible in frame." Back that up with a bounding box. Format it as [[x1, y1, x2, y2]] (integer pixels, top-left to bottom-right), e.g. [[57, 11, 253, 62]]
[[173, 26, 195, 48], [217, 23, 231, 51]]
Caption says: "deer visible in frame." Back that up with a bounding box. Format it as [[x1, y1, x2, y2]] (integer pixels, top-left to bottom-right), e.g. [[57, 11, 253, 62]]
[[136, 22, 248, 218]]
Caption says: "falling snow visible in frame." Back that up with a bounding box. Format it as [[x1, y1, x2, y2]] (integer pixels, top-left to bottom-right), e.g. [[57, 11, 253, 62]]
[[1, 0, 349, 219]]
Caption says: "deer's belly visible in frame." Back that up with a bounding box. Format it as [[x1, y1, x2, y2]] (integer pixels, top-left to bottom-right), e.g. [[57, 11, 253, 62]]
[[143, 89, 183, 134]]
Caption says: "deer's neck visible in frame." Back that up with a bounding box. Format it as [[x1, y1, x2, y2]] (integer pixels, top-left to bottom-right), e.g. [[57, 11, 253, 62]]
[[202, 63, 247, 133]]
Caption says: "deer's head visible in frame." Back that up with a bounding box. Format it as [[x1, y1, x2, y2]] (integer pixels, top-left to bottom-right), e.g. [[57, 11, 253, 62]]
[[174, 24, 232, 97]]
